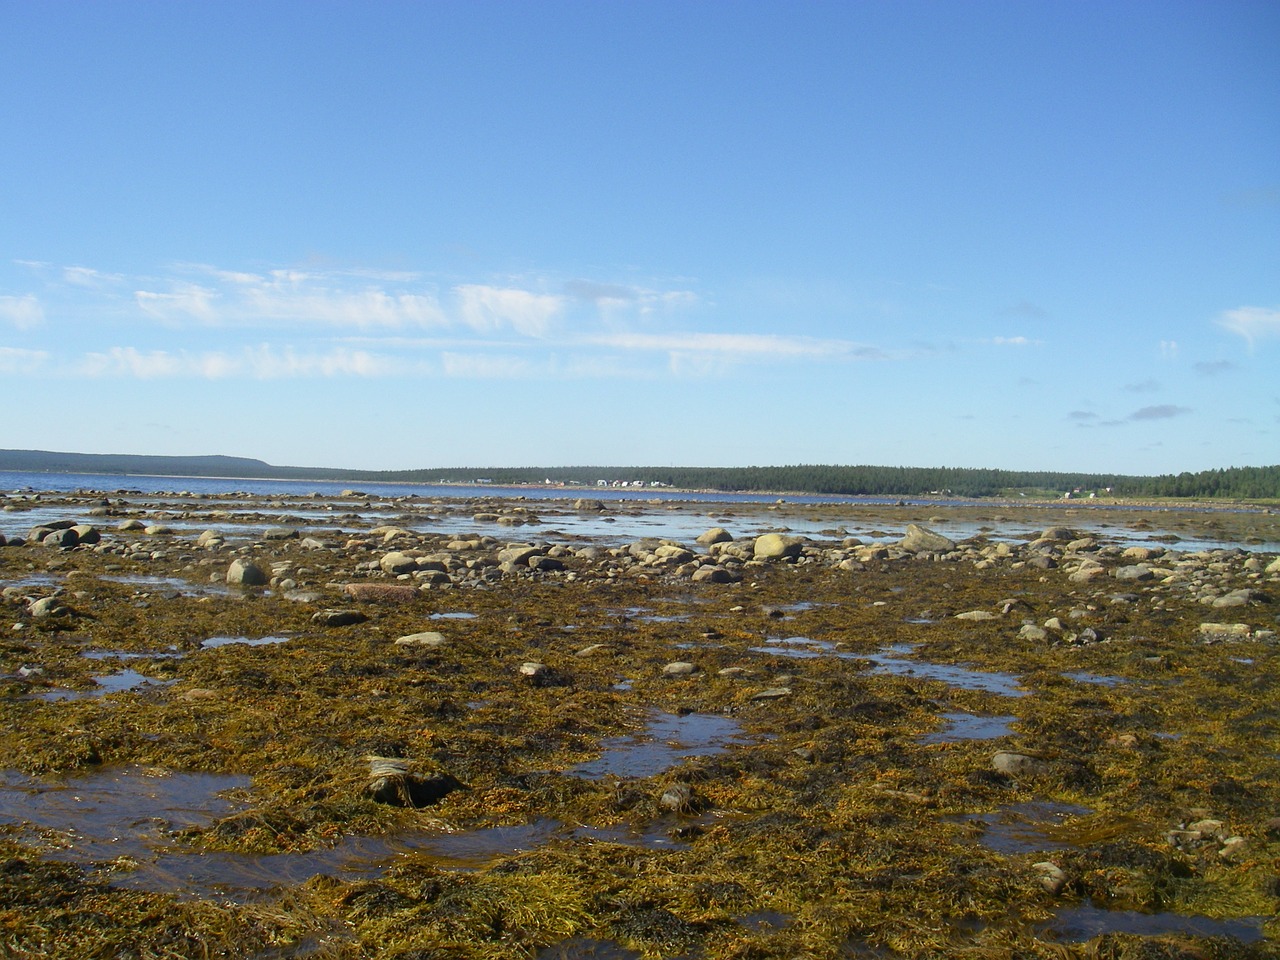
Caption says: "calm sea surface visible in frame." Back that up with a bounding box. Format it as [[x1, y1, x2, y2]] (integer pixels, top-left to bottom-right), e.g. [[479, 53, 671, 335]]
[[2, 470, 1275, 552]]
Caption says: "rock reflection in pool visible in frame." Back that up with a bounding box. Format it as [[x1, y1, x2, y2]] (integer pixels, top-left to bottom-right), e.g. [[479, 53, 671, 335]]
[[536, 937, 642, 959], [200, 635, 290, 649], [37, 669, 174, 701], [570, 711, 753, 780], [0, 765, 249, 863], [0, 762, 697, 902], [920, 712, 1016, 743], [751, 638, 1029, 698], [1041, 901, 1267, 943], [957, 802, 1092, 854]]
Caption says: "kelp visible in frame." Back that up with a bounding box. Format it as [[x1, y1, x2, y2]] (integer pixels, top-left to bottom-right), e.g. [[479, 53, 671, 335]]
[[0, 495, 1276, 958]]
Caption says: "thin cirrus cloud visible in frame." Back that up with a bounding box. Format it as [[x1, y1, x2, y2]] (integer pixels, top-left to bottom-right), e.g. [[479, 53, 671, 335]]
[[1216, 306, 1280, 345], [587, 331, 884, 360], [131, 269, 571, 336], [0, 294, 44, 329], [80, 345, 404, 380], [0, 346, 49, 373], [454, 284, 564, 337]]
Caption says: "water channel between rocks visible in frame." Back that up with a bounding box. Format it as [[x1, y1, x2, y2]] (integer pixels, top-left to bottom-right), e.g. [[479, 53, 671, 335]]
[[0, 709, 750, 902], [751, 637, 1032, 698]]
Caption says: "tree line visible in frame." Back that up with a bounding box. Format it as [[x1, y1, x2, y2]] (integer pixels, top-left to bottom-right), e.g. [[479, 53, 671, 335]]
[[3, 450, 1277, 500]]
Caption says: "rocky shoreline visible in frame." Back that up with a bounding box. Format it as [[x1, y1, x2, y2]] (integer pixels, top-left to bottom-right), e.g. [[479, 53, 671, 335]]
[[1, 488, 1277, 958]]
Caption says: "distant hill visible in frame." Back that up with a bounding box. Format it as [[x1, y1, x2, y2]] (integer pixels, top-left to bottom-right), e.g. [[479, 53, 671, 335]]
[[1, 449, 1276, 499], [0, 449, 279, 478]]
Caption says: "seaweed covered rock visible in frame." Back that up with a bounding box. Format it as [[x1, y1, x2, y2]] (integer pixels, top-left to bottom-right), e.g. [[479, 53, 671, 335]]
[[365, 756, 464, 807]]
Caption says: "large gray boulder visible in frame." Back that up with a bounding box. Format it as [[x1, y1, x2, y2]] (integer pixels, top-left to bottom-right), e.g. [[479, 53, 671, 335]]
[[899, 523, 954, 553], [227, 559, 269, 586], [753, 533, 803, 560], [380, 551, 419, 574]]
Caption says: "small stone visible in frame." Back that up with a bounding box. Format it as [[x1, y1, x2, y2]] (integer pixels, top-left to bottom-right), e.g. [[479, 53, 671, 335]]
[[691, 565, 734, 583], [992, 751, 1051, 777], [696, 527, 733, 545], [955, 610, 998, 621], [662, 661, 698, 677], [659, 782, 696, 812], [28, 596, 69, 619], [751, 687, 792, 700], [311, 609, 368, 627], [1033, 861, 1067, 895], [394, 631, 447, 648], [1218, 836, 1248, 861]]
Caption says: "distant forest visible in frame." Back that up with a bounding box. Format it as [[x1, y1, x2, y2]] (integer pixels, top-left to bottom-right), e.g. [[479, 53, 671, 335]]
[[2, 449, 1278, 500]]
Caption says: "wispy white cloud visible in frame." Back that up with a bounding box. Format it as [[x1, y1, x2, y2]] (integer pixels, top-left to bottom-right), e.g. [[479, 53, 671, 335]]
[[80, 345, 404, 379], [244, 287, 448, 329], [1160, 340, 1178, 359], [454, 285, 563, 337], [564, 279, 700, 321], [1216, 306, 1280, 346], [990, 336, 1041, 347], [0, 294, 43, 329], [0, 346, 50, 373], [588, 331, 881, 360], [135, 284, 219, 324], [440, 352, 532, 378], [64, 266, 124, 287]]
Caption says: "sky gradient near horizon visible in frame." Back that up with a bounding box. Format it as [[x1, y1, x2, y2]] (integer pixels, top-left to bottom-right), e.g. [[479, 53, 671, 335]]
[[2, 1, 1277, 475]]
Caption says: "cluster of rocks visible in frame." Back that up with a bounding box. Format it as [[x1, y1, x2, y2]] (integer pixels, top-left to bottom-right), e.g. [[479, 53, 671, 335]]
[[1165, 814, 1251, 863], [5, 512, 1277, 643]]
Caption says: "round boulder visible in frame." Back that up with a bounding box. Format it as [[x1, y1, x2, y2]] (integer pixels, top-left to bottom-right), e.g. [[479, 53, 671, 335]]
[[227, 559, 269, 586]]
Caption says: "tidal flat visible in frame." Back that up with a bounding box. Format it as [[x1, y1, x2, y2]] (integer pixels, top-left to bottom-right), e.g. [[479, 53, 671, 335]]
[[0, 488, 1277, 959]]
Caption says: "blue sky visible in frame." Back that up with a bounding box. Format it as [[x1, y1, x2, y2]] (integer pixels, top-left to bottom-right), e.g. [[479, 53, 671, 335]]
[[2, 0, 1276, 475]]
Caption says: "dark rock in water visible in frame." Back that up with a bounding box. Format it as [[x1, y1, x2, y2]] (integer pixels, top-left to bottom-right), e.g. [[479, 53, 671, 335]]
[[366, 756, 464, 807], [312, 608, 368, 627]]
